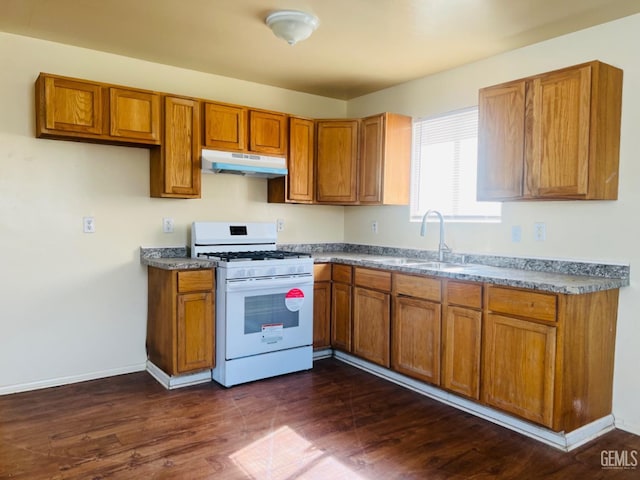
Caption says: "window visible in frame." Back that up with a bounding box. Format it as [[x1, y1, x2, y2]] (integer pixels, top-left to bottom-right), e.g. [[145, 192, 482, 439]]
[[410, 106, 501, 222]]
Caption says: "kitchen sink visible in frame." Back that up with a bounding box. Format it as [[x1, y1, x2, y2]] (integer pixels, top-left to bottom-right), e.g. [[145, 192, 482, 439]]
[[366, 257, 471, 270], [367, 257, 432, 265]]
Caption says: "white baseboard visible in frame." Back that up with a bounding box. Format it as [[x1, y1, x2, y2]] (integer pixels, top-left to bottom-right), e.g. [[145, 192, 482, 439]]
[[146, 361, 212, 390], [313, 348, 333, 360], [333, 351, 615, 452], [0, 363, 147, 396]]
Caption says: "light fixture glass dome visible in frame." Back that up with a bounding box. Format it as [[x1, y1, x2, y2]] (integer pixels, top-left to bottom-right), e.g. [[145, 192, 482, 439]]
[[265, 10, 319, 46]]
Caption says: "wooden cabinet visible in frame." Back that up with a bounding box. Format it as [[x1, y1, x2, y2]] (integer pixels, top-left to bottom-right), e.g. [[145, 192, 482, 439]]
[[313, 264, 332, 350], [359, 113, 412, 205], [392, 274, 442, 384], [150, 95, 201, 198], [109, 87, 161, 144], [484, 312, 557, 426], [353, 268, 392, 367], [268, 116, 315, 203], [147, 267, 215, 375], [36, 73, 161, 145], [203, 102, 246, 151], [477, 61, 623, 201], [36, 74, 104, 137], [482, 285, 619, 431], [316, 120, 360, 204], [248, 110, 288, 156], [203, 102, 287, 155], [316, 113, 412, 206], [331, 265, 353, 352], [442, 281, 482, 399]]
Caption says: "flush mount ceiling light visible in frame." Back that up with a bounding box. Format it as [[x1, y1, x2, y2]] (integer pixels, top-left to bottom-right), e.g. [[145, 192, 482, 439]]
[[265, 10, 319, 46]]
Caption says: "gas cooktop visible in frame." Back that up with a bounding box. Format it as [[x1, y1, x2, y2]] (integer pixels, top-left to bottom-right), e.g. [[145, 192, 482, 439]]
[[198, 250, 311, 262]]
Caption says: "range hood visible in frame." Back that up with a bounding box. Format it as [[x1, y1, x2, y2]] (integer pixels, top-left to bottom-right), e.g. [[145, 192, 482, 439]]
[[201, 149, 287, 179]]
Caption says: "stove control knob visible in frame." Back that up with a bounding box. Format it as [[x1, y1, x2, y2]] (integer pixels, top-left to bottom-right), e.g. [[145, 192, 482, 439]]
[[235, 269, 245, 278], [289, 266, 297, 275], [268, 267, 277, 276], [247, 269, 255, 277]]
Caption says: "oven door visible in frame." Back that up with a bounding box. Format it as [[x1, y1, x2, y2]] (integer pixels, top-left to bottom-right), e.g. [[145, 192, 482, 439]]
[[224, 274, 313, 360]]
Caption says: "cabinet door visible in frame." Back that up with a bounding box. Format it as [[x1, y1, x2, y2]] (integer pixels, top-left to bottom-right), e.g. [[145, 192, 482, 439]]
[[316, 120, 359, 204], [37, 75, 103, 136], [177, 291, 214, 373], [313, 281, 331, 350], [203, 102, 247, 151], [477, 81, 526, 200], [249, 110, 288, 156], [353, 287, 390, 367], [109, 88, 161, 144], [442, 306, 481, 399], [527, 65, 591, 197], [151, 96, 201, 198], [331, 282, 352, 352], [359, 114, 384, 204], [392, 296, 441, 384], [288, 116, 315, 202], [482, 313, 556, 427]]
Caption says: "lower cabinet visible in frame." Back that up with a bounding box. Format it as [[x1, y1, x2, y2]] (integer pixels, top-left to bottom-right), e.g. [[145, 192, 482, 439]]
[[442, 281, 483, 399], [392, 295, 441, 384], [481, 284, 619, 431], [352, 268, 392, 367], [313, 264, 332, 350], [391, 273, 443, 384], [147, 267, 215, 375], [322, 262, 620, 433], [331, 265, 353, 352], [483, 313, 556, 426]]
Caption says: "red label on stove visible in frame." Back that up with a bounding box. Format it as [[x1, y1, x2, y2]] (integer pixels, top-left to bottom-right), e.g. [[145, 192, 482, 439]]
[[285, 288, 305, 312]]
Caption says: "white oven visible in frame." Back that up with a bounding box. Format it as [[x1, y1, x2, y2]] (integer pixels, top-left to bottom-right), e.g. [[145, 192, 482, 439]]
[[224, 273, 314, 359], [191, 221, 314, 387]]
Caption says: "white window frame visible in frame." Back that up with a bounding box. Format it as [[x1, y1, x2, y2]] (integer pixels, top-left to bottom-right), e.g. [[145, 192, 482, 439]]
[[410, 106, 501, 223]]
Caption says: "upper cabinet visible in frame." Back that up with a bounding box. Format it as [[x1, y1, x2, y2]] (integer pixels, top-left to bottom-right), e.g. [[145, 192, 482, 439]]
[[248, 110, 288, 156], [268, 116, 315, 203], [36, 73, 161, 146], [477, 61, 623, 201], [315, 113, 412, 205], [316, 119, 360, 204], [150, 95, 201, 198], [203, 101, 288, 156], [359, 113, 412, 205]]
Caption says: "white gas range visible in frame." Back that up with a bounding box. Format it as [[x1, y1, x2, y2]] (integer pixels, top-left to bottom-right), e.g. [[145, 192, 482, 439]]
[[191, 221, 314, 387]]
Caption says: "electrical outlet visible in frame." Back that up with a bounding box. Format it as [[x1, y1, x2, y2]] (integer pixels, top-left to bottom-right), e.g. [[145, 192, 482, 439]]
[[83, 216, 95, 233], [534, 222, 546, 241], [511, 225, 522, 243], [371, 221, 378, 234], [163, 217, 174, 233], [277, 218, 285, 232]]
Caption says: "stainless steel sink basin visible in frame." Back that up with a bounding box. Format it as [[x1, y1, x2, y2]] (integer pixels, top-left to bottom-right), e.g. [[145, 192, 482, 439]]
[[366, 257, 470, 270], [368, 257, 431, 265]]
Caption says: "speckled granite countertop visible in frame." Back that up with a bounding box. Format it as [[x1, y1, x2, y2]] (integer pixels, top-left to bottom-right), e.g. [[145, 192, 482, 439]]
[[140, 245, 629, 295]]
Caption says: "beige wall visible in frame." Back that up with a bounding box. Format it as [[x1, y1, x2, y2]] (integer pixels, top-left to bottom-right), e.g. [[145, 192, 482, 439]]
[[0, 32, 345, 393], [346, 14, 640, 435]]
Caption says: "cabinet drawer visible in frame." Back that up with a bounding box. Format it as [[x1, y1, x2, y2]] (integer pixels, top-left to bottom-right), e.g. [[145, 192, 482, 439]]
[[487, 286, 556, 322], [177, 270, 214, 293], [332, 264, 352, 283], [447, 281, 482, 309], [393, 274, 441, 301], [314, 263, 332, 282], [354, 267, 391, 292]]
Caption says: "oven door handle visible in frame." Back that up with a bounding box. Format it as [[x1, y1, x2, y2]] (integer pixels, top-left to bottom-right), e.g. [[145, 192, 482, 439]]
[[225, 275, 313, 292]]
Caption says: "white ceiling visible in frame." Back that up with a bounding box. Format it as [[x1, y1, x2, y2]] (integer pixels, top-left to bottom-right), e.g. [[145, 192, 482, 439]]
[[1, 0, 639, 99]]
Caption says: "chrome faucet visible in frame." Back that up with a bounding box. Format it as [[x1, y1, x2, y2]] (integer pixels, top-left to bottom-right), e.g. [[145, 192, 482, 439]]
[[420, 209, 451, 262]]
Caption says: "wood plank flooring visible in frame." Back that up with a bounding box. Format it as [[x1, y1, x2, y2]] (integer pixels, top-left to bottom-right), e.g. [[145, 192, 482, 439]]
[[1, 358, 639, 479]]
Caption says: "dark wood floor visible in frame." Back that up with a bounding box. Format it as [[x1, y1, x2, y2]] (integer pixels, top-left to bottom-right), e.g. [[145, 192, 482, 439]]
[[1, 358, 638, 479]]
